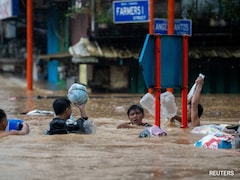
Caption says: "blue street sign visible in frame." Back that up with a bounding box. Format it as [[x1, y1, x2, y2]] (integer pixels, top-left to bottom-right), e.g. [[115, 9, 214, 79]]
[[154, 18, 192, 36], [0, 0, 19, 20], [113, 0, 149, 24]]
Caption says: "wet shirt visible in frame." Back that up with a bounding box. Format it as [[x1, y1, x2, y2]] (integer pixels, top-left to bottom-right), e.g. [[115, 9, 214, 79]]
[[46, 118, 68, 135], [5, 119, 24, 132], [46, 118, 90, 135]]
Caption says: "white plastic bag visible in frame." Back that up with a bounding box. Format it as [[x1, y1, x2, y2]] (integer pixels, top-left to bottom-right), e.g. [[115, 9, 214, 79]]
[[68, 83, 88, 105], [187, 73, 205, 102], [140, 92, 177, 125]]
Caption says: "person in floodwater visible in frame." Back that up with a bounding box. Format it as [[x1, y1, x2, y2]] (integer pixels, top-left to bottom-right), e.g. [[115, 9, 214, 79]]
[[46, 98, 94, 135], [117, 104, 152, 129], [0, 109, 29, 138], [170, 76, 204, 127]]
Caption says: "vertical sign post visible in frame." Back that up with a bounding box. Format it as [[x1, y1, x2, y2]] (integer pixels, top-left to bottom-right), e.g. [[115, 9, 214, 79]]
[[182, 35, 189, 128], [167, 0, 174, 93], [168, 0, 174, 35], [155, 35, 161, 127], [27, 0, 33, 90], [149, 0, 154, 34], [148, 0, 154, 93]]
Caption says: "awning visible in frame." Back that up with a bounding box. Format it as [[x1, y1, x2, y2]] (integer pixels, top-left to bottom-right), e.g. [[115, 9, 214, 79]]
[[68, 37, 141, 60], [71, 56, 99, 63], [189, 47, 240, 59], [0, 58, 25, 64], [38, 38, 240, 61], [37, 52, 98, 63], [37, 52, 71, 60], [69, 37, 240, 60]]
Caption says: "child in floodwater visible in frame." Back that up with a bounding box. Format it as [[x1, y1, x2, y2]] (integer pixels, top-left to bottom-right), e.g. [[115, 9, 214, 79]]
[[117, 105, 152, 129], [0, 109, 29, 138], [46, 98, 95, 135]]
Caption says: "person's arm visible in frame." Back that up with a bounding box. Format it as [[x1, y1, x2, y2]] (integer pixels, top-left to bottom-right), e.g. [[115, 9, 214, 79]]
[[0, 122, 29, 138], [18, 122, 30, 135], [190, 77, 204, 127], [116, 123, 136, 129], [0, 132, 11, 138], [75, 103, 88, 119], [170, 115, 182, 123]]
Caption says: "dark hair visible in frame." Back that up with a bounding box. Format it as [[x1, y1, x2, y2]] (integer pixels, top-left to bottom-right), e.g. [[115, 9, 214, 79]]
[[127, 105, 144, 116], [0, 108, 7, 122], [198, 104, 203, 118], [53, 98, 71, 116]]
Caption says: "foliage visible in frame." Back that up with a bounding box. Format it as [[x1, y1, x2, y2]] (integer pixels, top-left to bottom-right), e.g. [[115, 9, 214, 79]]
[[221, 0, 240, 21], [65, 2, 113, 24], [184, 0, 240, 23], [96, 4, 113, 24], [65, 6, 89, 18]]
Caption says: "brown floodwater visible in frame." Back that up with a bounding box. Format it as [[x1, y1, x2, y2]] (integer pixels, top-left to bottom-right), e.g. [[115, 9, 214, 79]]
[[0, 75, 240, 180]]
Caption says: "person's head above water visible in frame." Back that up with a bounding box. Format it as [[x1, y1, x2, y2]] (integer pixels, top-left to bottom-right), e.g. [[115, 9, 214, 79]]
[[0, 108, 7, 120], [127, 105, 145, 125], [53, 98, 72, 120], [0, 109, 7, 130]]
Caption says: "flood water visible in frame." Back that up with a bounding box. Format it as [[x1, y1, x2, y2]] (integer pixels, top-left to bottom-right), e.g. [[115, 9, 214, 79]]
[[0, 75, 240, 180]]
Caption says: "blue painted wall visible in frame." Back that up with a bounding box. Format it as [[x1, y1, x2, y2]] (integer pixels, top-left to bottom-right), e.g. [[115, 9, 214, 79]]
[[47, 7, 59, 84]]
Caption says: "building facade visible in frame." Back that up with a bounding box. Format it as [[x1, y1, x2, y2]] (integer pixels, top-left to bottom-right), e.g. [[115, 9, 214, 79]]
[[1, 0, 240, 93]]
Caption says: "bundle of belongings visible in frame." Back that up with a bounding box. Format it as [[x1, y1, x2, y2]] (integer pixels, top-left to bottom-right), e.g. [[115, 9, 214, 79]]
[[139, 125, 167, 138], [192, 124, 240, 150]]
